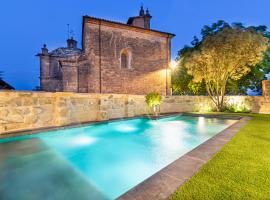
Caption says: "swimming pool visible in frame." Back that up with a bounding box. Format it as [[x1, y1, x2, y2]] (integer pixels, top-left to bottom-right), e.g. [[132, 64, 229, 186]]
[[0, 115, 236, 200]]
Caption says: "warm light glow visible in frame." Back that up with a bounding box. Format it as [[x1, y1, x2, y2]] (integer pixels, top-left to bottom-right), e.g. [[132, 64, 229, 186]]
[[149, 121, 190, 160], [170, 61, 177, 69], [226, 97, 251, 113], [197, 103, 213, 113], [198, 117, 205, 133]]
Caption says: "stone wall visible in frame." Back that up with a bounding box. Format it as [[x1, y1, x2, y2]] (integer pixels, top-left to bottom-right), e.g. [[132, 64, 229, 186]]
[[263, 80, 270, 97], [83, 18, 172, 95], [39, 17, 173, 95], [0, 91, 270, 134]]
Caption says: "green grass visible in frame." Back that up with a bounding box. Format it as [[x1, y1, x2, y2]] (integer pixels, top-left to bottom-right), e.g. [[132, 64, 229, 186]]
[[170, 113, 270, 200]]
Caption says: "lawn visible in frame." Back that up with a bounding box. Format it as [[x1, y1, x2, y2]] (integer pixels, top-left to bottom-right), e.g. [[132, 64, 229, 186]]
[[170, 113, 270, 200]]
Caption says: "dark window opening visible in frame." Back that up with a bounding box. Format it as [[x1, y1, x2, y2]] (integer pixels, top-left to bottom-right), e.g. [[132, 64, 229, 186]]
[[121, 53, 128, 69]]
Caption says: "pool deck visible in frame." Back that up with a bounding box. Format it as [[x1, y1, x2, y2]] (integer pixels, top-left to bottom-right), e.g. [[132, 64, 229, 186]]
[[117, 115, 252, 200]]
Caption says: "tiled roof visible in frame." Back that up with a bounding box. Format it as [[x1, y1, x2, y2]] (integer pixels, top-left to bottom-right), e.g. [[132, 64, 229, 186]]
[[49, 47, 82, 57]]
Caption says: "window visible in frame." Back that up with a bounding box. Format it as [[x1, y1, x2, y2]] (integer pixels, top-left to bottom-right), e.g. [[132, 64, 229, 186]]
[[120, 49, 131, 69], [121, 53, 128, 69]]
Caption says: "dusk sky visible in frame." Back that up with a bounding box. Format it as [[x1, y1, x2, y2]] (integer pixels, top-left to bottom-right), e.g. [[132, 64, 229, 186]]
[[1, 0, 270, 90]]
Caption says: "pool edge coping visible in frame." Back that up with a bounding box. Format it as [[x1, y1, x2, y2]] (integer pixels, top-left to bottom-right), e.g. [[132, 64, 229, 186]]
[[117, 116, 252, 200], [0, 112, 182, 139], [0, 113, 241, 139]]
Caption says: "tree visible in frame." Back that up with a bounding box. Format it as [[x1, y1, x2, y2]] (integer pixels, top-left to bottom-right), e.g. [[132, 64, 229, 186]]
[[173, 22, 270, 96], [181, 26, 268, 111], [171, 64, 193, 95], [172, 45, 207, 95], [226, 25, 270, 95]]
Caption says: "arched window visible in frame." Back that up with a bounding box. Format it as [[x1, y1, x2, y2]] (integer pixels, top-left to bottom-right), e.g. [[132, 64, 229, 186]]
[[120, 49, 131, 69], [121, 53, 128, 69]]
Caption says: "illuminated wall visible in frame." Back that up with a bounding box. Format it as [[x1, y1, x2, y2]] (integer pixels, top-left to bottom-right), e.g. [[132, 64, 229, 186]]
[[0, 91, 270, 134], [263, 80, 270, 97]]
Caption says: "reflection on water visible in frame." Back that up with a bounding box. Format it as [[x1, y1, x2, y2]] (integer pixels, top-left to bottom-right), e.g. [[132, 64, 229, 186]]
[[0, 115, 236, 200]]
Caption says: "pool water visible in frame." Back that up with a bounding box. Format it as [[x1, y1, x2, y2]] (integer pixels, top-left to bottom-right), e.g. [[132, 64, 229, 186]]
[[0, 115, 236, 200]]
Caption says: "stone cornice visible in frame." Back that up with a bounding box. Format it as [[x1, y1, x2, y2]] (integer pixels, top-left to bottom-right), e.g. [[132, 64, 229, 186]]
[[83, 16, 175, 39]]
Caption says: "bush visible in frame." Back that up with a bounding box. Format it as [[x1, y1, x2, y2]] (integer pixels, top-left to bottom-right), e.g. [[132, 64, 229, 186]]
[[145, 92, 162, 116], [224, 101, 251, 113]]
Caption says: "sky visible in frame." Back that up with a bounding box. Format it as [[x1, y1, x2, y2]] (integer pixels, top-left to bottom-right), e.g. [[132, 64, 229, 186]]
[[1, 0, 270, 90]]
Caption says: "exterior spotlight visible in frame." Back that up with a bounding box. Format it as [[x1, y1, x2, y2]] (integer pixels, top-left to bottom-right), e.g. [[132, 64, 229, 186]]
[[170, 61, 177, 70]]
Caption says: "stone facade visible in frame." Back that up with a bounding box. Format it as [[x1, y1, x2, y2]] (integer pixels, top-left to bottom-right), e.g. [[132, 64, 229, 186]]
[[263, 80, 270, 97], [38, 7, 174, 95], [1, 90, 270, 134]]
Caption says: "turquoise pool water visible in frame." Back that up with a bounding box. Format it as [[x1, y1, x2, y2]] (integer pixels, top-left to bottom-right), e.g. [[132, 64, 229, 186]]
[[0, 115, 236, 200]]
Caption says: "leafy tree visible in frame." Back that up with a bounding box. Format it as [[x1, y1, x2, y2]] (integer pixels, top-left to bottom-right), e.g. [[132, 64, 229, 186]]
[[172, 63, 207, 95], [172, 46, 207, 95], [172, 22, 270, 96], [226, 25, 270, 95], [171, 65, 193, 95], [179, 24, 268, 111]]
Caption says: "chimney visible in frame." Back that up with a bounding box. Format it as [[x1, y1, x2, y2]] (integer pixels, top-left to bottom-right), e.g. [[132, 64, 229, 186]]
[[41, 44, 49, 55], [127, 6, 152, 29], [144, 8, 152, 29], [139, 6, 145, 16], [67, 37, 77, 48]]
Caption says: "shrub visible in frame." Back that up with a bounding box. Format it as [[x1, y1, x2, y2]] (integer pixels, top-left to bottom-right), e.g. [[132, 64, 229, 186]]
[[145, 92, 162, 116], [224, 101, 251, 113]]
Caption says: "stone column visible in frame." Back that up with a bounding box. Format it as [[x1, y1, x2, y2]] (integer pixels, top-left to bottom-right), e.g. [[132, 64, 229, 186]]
[[39, 45, 50, 91], [262, 80, 270, 97], [61, 61, 78, 92]]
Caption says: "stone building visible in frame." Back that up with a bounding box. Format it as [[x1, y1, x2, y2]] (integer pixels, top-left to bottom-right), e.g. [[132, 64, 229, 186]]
[[263, 80, 270, 97], [38, 7, 175, 95], [0, 79, 14, 90]]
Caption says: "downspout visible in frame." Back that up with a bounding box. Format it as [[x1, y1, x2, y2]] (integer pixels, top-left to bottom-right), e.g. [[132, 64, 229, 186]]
[[166, 35, 169, 96], [167, 34, 172, 96], [99, 20, 102, 93], [76, 59, 79, 92], [81, 16, 85, 51]]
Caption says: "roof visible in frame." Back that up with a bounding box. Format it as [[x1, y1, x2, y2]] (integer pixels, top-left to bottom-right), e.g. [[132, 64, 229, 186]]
[[49, 47, 82, 57], [127, 14, 152, 25], [127, 17, 133, 25], [0, 79, 15, 90], [127, 16, 139, 25], [83, 16, 175, 38]]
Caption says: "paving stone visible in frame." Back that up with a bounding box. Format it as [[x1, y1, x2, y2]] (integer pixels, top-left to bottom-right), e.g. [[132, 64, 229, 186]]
[[161, 155, 205, 181], [118, 173, 184, 200]]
